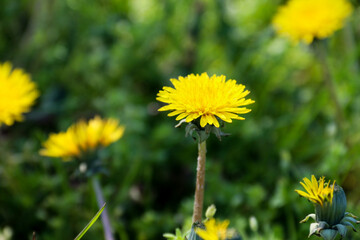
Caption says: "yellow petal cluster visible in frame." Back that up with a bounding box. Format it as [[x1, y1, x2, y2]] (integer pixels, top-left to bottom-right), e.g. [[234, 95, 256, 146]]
[[156, 73, 254, 128], [272, 0, 353, 44], [40, 116, 125, 159], [0, 62, 39, 126], [196, 218, 230, 240], [295, 175, 335, 206]]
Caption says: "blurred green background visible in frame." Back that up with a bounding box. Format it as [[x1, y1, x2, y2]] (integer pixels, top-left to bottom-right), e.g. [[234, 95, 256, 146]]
[[1, 0, 360, 239]]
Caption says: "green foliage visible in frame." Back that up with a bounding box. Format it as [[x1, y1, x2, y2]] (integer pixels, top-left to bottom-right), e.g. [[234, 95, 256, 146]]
[[163, 228, 189, 240], [1, 0, 360, 240]]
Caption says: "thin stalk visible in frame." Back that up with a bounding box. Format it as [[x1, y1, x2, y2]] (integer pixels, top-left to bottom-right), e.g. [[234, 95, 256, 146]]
[[314, 41, 354, 183], [343, 23, 359, 75], [92, 177, 114, 240], [315, 41, 345, 132], [192, 140, 207, 223]]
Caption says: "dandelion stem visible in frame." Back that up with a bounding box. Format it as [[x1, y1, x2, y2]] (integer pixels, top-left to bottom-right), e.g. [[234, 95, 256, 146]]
[[92, 177, 114, 240], [193, 140, 207, 223]]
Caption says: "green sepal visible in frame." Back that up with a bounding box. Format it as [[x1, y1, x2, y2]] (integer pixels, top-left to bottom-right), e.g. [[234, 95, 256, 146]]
[[308, 221, 329, 237], [345, 212, 359, 219], [73, 149, 109, 178], [177, 118, 230, 143], [211, 126, 230, 141], [309, 223, 319, 237], [333, 224, 348, 238], [341, 220, 357, 232], [319, 229, 338, 240], [188, 222, 205, 240], [300, 213, 316, 223], [185, 123, 211, 143], [341, 216, 360, 224]]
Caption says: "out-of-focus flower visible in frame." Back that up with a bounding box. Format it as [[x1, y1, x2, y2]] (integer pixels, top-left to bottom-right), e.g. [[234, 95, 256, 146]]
[[296, 175, 359, 240], [0, 226, 12, 240], [0, 62, 39, 126], [196, 218, 230, 240], [156, 73, 254, 128], [249, 216, 258, 233], [272, 0, 353, 44], [205, 204, 217, 219], [40, 116, 125, 159]]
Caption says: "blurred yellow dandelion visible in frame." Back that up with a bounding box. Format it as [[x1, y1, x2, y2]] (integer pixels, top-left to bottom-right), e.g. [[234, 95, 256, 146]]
[[0, 62, 39, 126], [272, 0, 353, 44], [40, 116, 125, 159], [295, 175, 335, 206], [156, 73, 254, 128], [196, 218, 230, 240]]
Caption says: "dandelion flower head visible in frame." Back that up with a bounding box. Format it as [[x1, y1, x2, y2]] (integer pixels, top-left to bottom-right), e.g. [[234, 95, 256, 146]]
[[40, 116, 125, 159], [156, 73, 254, 128], [196, 218, 230, 240], [272, 0, 353, 44], [0, 62, 39, 126], [295, 175, 335, 206]]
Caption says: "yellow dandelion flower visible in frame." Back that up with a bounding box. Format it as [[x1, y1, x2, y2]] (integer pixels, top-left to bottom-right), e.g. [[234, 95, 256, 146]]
[[196, 218, 230, 240], [272, 0, 353, 44], [295, 175, 335, 206], [156, 73, 254, 128], [0, 62, 39, 126], [40, 116, 125, 159]]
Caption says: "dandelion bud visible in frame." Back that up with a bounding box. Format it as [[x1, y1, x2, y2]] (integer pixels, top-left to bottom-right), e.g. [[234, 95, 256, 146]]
[[296, 175, 360, 240], [249, 216, 258, 232], [205, 204, 217, 219], [315, 184, 346, 226]]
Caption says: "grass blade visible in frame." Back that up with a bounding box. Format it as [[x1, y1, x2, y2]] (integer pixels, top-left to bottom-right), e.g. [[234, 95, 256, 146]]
[[74, 203, 106, 240]]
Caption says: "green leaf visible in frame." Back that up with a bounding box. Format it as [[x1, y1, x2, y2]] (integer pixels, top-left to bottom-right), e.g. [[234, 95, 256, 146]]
[[74, 203, 106, 240], [163, 233, 176, 239], [175, 228, 182, 237]]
